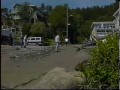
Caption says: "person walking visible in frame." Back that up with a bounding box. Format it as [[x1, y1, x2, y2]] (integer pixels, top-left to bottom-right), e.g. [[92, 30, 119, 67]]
[[23, 35, 27, 48], [55, 34, 60, 52]]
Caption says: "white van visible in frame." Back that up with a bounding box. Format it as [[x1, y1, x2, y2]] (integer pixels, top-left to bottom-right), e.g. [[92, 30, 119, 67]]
[[27, 37, 43, 45]]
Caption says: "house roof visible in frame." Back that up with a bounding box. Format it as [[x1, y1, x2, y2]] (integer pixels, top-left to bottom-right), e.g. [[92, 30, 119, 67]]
[[12, 3, 37, 8], [113, 8, 119, 17], [91, 22, 115, 28], [29, 4, 36, 7], [113, 2, 120, 17], [12, 3, 21, 8]]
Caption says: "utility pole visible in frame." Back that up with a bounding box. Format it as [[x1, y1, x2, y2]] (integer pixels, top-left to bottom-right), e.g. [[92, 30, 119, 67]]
[[66, 6, 68, 39]]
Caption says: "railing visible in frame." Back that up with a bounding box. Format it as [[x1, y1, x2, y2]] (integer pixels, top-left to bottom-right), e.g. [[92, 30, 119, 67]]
[[91, 29, 119, 43]]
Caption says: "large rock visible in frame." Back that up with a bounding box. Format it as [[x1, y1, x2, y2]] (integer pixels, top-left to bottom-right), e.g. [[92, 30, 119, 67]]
[[32, 67, 85, 89]]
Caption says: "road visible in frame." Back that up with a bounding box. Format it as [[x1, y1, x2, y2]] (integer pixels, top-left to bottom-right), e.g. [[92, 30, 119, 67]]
[[1, 44, 92, 89]]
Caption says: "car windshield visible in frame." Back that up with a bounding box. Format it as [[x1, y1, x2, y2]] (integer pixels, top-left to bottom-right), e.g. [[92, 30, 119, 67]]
[[27, 38, 30, 40]]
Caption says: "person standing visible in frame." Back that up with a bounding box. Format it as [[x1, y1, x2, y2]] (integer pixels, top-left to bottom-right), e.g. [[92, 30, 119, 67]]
[[9, 34, 13, 46], [55, 34, 60, 52], [23, 35, 27, 48], [20, 35, 23, 48]]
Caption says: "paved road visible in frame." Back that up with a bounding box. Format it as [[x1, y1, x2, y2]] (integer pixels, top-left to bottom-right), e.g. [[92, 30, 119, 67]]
[[1, 44, 91, 89]]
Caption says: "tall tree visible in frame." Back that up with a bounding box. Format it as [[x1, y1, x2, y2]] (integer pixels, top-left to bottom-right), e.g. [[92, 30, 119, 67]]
[[22, 23, 32, 36], [41, 3, 45, 10], [49, 5, 67, 35], [30, 22, 47, 37], [1, 8, 8, 14], [17, 2, 32, 23]]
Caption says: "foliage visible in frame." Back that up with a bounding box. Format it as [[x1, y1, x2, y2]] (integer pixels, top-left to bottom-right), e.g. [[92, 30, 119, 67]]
[[77, 34, 119, 89], [76, 36, 85, 44], [30, 22, 47, 37], [14, 34, 21, 45], [22, 23, 32, 36], [1, 8, 8, 17], [43, 39, 55, 46], [5, 20, 12, 26], [17, 2, 32, 23], [49, 5, 67, 33], [79, 20, 93, 39]]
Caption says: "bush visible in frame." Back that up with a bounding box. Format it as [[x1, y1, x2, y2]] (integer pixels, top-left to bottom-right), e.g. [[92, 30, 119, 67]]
[[31, 22, 47, 37], [43, 39, 55, 46], [77, 34, 119, 89], [76, 36, 85, 44], [14, 35, 20, 45]]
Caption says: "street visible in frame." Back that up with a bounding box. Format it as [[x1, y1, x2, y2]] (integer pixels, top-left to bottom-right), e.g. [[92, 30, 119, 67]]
[[1, 44, 92, 89]]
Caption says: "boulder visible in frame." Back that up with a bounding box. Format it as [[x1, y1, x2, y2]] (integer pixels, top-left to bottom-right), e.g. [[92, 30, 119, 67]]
[[32, 67, 85, 89]]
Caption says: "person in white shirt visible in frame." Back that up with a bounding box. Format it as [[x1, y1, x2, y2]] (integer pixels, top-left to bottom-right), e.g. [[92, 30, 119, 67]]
[[23, 35, 27, 48], [65, 37, 69, 45], [55, 34, 60, 52]]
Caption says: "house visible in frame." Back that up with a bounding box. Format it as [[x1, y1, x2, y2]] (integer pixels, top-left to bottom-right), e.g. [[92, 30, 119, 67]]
[[91, 22, 116, 40], [90, 2, 120, 41], [9, 3, 21, 20], [9, 3, 45, 24], [113, 2, 120, 31], [1, 25, 17, 37]]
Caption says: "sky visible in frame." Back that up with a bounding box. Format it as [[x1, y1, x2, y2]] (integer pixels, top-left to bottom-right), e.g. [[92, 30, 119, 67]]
[[1, 0, 116, 10]]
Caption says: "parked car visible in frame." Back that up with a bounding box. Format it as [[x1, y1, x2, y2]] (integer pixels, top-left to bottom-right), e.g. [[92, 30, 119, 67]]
[[84, 41, 96, 46], [27, 37, 44, 46]]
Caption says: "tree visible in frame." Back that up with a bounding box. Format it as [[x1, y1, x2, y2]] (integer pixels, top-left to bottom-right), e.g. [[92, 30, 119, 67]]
[[30, 22, 47, 37], [17, 2, 32, 23], [22, 23, 32, 36], [47, 5, 53, 12], [6, 20, 12, 26], [79, 20, 93, 39], [1, 8, 8, 15], [41, 3, 45, 10], [49, 5, 67, 35]]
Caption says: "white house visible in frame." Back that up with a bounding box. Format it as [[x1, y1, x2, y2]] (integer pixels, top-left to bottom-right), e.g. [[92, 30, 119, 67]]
[[113, 2, 120, 31], [9, 3, 44, 23], [90, 2, 120, 41], [91, 22, 116, 40]]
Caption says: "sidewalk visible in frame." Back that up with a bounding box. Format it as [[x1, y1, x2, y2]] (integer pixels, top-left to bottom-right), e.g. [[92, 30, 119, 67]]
[[1, 44, 91, 89]]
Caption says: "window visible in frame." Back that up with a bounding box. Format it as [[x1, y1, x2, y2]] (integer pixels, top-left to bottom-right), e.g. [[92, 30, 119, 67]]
[[97, 32, 106, 35], [97, 30, 105, 32], [112, 26, 115, 28], [12, 29, 15, 32], [36, 38, 40, 40], [27, 38, 30, 40], [31, 38, 35, 40]]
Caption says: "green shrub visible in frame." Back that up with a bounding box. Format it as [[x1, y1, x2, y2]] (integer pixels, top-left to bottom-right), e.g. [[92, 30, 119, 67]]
[[14, 35, 20, 45], [43, 39, 55, 46], [77, 34, 119, 89], [76, 36, 85, 44]]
